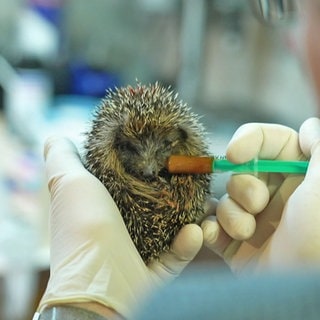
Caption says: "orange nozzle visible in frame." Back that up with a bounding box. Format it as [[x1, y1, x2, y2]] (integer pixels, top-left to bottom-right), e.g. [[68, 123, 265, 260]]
[[166, 155, 213, 174]]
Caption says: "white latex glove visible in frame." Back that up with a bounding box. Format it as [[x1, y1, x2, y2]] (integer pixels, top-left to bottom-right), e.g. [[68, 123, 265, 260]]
[[202, 117, 320, 274], [37, 137, 203, 318]]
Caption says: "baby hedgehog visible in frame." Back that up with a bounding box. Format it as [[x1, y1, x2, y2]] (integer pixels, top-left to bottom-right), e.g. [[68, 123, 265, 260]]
[[83, 82, 211, 264]]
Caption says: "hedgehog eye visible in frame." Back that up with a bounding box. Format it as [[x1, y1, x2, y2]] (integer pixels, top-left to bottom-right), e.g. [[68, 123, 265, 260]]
[[163, 139, 173, 149], [116, 140, 138, 154]]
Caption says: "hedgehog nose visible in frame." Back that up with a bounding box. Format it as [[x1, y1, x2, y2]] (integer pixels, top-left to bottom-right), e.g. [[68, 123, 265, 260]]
[[142, 165, 157, 178]]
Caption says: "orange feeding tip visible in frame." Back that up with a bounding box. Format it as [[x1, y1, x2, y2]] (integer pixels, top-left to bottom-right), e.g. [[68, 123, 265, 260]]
[[166, 155, 213, 174]]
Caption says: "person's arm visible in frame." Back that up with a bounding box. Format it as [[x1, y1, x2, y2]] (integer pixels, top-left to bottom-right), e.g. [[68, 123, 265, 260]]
[[202, 117, 320, 273], [34, 137, 203, 319]]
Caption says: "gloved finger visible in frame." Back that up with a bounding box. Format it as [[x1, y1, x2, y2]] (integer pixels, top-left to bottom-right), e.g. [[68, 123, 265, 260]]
[[226, 123, 302, 163], [216, 194, 256, 240], [149, 224, 203, 280], [226, 174, 270, 214], [201, 215, 233, 257], [300, 117, 320, 182], [201, 198, 233, 256], [299, 117, 320, 158], [44, 136, 86, 178], [202, 197, 218, 219]]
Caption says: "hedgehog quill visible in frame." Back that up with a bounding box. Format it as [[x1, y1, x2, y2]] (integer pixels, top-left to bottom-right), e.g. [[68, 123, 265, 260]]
[[83, 82, 211, 264]]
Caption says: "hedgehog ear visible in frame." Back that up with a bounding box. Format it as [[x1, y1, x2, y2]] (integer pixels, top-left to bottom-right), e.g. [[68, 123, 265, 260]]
[[163, 126, 188, 149], [177, 125, 189, 141]]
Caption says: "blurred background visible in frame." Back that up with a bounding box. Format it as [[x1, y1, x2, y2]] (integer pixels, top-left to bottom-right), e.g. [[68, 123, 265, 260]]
[[0, 0, 317, 319]]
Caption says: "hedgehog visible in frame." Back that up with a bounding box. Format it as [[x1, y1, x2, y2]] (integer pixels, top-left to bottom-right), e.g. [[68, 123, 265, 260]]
[[83, 82, 211, 264]]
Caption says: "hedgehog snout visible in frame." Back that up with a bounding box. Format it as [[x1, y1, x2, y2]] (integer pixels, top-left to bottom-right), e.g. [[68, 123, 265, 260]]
[[138, 160, 159, 179], [140, 165, 157, 178]]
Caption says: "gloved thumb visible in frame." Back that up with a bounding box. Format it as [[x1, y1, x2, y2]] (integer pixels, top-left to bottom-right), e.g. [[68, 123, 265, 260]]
[[149, 224, 203, 281], [299, 117, 320, 182], [299, 117, 320, 158]]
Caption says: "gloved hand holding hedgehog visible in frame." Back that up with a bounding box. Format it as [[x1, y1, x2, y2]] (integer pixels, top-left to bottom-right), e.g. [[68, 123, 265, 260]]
[[83, 82, 211, 264]]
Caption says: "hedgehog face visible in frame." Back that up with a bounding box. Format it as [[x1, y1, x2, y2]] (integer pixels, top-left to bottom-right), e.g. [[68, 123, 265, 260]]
[[114, 126, 188, 181]]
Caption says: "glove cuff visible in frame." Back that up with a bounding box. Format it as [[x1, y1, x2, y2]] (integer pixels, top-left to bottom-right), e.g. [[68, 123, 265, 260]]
[[34, 305, 114, 320]]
